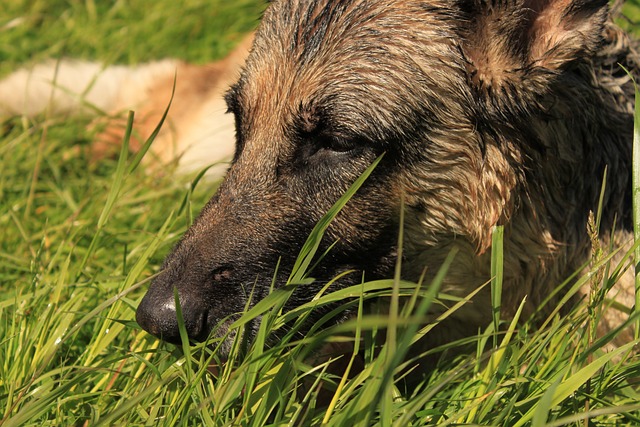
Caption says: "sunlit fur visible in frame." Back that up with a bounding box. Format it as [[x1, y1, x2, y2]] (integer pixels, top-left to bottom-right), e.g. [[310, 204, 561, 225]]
[[134, 0, 640, 366]]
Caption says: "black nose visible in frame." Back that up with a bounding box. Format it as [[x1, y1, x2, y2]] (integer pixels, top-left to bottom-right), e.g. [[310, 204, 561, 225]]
[[136, 285, 208, 344]]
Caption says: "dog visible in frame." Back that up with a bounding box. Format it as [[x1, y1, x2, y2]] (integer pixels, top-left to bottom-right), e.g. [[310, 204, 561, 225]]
[[135, 0, 640, 363], [3, 0, 638, 371]]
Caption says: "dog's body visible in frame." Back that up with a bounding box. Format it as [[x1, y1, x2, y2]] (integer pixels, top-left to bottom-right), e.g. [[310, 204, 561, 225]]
[[0, 35, 253, 176], [4, 0, 639, 370]]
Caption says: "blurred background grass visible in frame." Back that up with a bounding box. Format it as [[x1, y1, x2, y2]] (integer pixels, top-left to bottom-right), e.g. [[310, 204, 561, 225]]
[[622, 0, 640, 33]]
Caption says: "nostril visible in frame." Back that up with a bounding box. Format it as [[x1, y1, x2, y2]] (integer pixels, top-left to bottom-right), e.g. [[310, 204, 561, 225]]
[[192, 310, 210, 342], [210, 266, 234, 282]]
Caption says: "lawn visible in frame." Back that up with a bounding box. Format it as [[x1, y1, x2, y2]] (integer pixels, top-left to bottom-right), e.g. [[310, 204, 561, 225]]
[[1, 0, 640, 425]]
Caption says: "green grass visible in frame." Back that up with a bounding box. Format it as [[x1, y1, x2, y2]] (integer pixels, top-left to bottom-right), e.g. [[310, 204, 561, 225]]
[[2, 0, 640, 425]]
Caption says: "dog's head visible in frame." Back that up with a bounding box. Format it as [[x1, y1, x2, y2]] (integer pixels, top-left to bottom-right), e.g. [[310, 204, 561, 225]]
[[136, 0, 615, 352]]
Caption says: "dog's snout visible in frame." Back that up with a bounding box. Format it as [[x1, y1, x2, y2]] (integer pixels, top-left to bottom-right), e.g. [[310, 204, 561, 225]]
[[136, 279, 210, 344]]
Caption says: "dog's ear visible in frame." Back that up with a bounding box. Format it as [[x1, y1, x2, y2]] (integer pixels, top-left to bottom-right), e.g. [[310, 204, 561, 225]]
[[460, 0, 608, 92]]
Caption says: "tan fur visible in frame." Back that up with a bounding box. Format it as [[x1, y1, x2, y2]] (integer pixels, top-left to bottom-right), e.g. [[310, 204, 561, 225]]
[[0, 34, 254, 176]]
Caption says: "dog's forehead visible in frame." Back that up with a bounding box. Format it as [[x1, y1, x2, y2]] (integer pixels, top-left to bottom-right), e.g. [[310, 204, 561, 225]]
[[235, 0, 464, 143], [264, 0, 457, 47], [252, 0, 462, 85]]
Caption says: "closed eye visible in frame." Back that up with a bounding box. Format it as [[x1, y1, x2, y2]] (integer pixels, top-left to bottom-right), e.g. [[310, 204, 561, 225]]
[[295, 111, 359, 156], [318, 134, 358, 154], [294, 129, 363, 162]]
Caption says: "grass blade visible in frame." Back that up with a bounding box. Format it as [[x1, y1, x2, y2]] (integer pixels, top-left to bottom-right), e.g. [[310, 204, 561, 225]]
[[491, 225, 504, 349], [633, 74, 640, 340]]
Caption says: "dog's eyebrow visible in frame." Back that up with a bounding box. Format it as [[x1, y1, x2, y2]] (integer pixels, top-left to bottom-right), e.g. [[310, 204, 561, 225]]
[[323, 100, 401, 146], [296, 102, 323, 135]]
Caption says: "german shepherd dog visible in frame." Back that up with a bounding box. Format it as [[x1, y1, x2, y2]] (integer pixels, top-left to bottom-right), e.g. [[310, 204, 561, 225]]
[[134, 0, 640, 364], [3, 0, 638, 370]]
